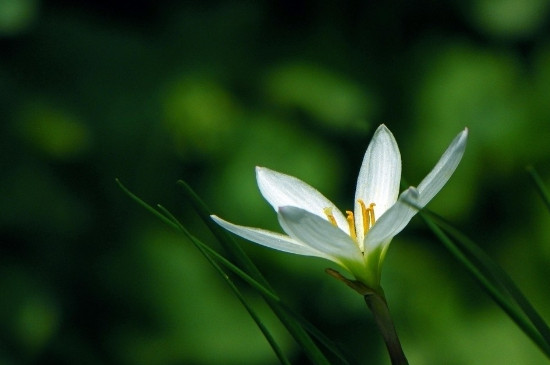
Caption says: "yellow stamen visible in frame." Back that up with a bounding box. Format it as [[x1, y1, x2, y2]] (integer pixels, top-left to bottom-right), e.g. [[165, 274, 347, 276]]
[[323, 207, 338, 226], [358, 200, 377, 234], [323, 202, 375, 244], [346, 211, 357, 241], [368, 203, 376, 226], [358, 200, 369, 233]]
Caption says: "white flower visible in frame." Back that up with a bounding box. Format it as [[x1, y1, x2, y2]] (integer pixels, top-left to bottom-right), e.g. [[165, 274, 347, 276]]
[[211, 125, 468, 288]]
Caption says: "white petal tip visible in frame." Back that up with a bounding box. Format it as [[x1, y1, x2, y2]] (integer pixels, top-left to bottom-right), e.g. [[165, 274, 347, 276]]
[[256, 166, 279, 181], [455, 128, 468, 145], [375, 124, 391, 134], [455, 128, 469, 150]]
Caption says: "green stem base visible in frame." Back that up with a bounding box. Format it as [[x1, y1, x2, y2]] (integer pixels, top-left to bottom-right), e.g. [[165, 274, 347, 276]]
[[364, 291, 408, 365], [326, 269, 408, 365]]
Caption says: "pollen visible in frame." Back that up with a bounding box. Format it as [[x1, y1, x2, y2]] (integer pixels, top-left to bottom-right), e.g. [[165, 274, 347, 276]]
[[323, 207, 338, 226]]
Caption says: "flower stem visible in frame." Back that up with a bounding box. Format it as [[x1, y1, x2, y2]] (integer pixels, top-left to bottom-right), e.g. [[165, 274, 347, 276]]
[[364, 290, 408, 365], [325, 269, 408, 364]]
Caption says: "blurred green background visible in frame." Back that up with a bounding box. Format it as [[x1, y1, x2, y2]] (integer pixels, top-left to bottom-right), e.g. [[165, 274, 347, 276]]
[[2, 0, 550, 364]]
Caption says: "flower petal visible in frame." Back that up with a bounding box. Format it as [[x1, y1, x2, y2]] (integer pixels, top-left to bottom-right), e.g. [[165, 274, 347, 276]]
[[277, 206, 363, 265], [416, 128, 468, 207], [363, 187, 419, 252], [354, 125, 402, 245], [363, 128, 468, 252], [256, 166, 349, 233], [211, 215, 331, 259]]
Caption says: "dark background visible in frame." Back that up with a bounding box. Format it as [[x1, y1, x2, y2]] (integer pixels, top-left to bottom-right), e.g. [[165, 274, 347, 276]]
[[2, 0, 550, 364]]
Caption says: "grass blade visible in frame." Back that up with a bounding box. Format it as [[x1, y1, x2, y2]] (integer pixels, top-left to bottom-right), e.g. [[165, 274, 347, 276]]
[[424, 210, 550, 344], [117, 179, 291, 365], [116, 178, 179, 230], [156, 205, 281, 302], [526, 166, 550, 213], [176, 180, 272, 284], [176, 180, 352, 365], [419, 211, 550, 358], [158, 205, 357, 365]]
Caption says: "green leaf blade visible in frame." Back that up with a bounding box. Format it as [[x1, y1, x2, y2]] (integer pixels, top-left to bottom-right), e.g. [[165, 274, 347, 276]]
[[420, 211, 550, 358], [527, 166, 550, 213], [176, 179, 352, 365]]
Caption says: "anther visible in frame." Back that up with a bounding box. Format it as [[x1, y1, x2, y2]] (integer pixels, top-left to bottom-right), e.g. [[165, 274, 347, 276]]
[[358, 201, 377, 234], [358, 200, 369, 232], [346, 211, 357, 241], [323, 207, 338, 227], [368, 203, 376, 226]]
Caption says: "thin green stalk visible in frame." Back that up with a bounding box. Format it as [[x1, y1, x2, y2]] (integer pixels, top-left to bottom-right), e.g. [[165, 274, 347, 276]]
[[156, 205, 281, 303], [172, 224, 353, 365], [177, 180, 270, 283], [399, 187, 550, 353], [116, 178, 180, 230], [421, 213, 550, 358], [424, 210, 550, 347], [364, 292, 408, 365], [177, 180, 353, 365], [526, 166, 550, 213], [325, 269, 408, 365], [117, 180, 291, 365], [171, 218, 290, 364], [119, 179, 351, 364], [159, 204, 349, 364]]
